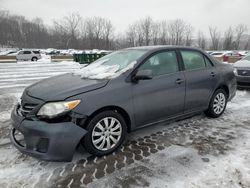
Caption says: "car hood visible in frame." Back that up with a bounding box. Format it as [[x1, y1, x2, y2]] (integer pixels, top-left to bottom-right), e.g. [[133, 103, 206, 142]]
[[234, 60, 250, 68], [26, 73, 109, 101]]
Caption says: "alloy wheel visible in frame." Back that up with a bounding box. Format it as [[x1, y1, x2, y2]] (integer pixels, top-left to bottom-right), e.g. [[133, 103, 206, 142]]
[[213, 93, 226, 115], [91, 117, 122, 151]]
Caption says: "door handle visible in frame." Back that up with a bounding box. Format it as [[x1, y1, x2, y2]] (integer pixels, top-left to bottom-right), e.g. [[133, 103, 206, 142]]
[[210, 72, 216, 77], [175, 78, 184, 84]]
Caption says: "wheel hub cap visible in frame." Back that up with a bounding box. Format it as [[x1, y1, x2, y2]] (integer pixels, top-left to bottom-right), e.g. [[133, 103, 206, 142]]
[[92, 117, 122, 151], [213, 93, 226, 115]]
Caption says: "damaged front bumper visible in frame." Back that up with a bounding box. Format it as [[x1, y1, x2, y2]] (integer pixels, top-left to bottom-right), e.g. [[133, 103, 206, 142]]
[[10, 105, 87, 162]]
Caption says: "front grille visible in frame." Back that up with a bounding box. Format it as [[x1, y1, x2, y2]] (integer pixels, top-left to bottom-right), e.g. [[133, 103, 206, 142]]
[[237, 69, 250, 77], [19, 103, 38, 116], [238, 82, 250, 87]]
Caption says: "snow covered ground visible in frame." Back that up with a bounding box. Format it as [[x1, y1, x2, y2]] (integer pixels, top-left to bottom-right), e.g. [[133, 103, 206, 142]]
[[0, 60, 250, 188]]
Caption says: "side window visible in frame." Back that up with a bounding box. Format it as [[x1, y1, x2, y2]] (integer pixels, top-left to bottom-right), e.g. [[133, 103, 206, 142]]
[[138, 51, 179, 76], [204, 56, 213, 67], [181, 51, 206, 70], [23, 51, 31, 54]]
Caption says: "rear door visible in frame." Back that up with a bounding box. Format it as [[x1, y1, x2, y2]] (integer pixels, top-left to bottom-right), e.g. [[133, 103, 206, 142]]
[[179, 50, 219, 112], [132, 50, 186, 127]]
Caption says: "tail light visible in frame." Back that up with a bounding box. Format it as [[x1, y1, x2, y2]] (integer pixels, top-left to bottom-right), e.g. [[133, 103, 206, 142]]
[[223, 55, 229, 62]]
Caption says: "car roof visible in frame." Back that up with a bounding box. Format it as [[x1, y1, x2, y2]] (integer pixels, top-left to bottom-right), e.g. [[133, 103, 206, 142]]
[[126, 45, 202, 52]]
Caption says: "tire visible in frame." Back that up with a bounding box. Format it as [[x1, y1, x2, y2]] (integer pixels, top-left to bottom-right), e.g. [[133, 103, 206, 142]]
[[31, 57, 38, 61], [82, 110, 127, 156], [205, 89, 228, 118]]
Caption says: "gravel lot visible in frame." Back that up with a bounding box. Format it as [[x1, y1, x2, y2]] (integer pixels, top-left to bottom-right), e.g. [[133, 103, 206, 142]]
[[0, 61, 250, 188]]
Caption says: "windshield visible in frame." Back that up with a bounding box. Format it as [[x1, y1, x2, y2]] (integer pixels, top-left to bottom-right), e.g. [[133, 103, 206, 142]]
[[243, 55, 250, 61], [74, 49, 147, 79]]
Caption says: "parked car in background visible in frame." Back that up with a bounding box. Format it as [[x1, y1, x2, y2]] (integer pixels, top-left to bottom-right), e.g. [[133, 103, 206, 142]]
[[10, 46, 236, 161], [206, 51, 213, 55], [16, 50, 42, 61], [0, 50, 19, 56], [234, 54, 250, 89], [238, 51, 249, 56], [211, 51, 244, 62], [6, 51, 19, 56]]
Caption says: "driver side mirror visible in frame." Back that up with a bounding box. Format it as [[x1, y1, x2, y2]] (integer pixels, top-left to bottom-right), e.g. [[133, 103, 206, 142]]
[[132, 69, 153, 82]]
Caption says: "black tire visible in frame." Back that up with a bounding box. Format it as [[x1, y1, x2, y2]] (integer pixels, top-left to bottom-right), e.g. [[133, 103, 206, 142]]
[[31, 57, 38, 61], [82, 110, 127, 156], [205, 89, 228, 118]]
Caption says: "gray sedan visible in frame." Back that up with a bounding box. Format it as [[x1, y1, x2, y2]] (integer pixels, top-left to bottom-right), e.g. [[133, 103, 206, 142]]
[[10, 46, 236, 161]]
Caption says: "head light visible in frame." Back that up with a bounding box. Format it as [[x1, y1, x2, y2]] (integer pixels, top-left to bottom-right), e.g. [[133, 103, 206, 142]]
[[233, 68, 238, 76], [37, 100, 81, 118]]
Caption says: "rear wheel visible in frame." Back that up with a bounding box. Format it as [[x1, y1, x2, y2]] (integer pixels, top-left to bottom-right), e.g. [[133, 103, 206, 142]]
[[82, 110, 127, 156], [205, 89, 227, 118], [31, 57, 38, 61]]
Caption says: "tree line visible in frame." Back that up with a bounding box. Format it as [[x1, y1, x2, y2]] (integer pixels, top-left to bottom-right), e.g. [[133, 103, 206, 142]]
[[0, 10, 249, 50]]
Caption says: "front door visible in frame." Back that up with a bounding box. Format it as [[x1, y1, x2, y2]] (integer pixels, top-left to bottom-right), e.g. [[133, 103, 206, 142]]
[[132, 50, 186, 127]]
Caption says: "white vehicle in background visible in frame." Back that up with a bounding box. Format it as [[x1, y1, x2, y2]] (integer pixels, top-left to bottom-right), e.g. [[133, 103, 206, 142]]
[[44, 48, 56, 55], [210, 51, 232, 58], [16, 50, 42, 61], [238, 51, 249, 56], [206, 51, 213, 55], [0, 50, 19, 56]]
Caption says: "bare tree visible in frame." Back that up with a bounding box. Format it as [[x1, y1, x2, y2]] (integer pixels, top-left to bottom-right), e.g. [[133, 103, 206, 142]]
[[151, 22, 160, 45], [234, 24, 248, 50], [82, 17, 115, 49], [168, 19, 187, 45], [244, 36, 250, 50], [158, 21, 169, 45], [197, 30, 207, 50], [53, 12, 82, 48], [139, 17, 153, 45], [126, 21, 144, 46], [126, 24, 137, 47], [209, 27, 221, 50], [223, 27, 234, 50], [1, 10, 250, 51], [184, 24, 194, 46], [102, 19, 114, 49]]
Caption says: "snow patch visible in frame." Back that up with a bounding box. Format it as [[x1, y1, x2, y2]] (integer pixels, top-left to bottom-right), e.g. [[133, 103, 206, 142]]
[[74, 60, 137, 80]]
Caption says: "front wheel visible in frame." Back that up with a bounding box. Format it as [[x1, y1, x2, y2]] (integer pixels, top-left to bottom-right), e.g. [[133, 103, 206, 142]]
[[205, 89, 227, 118], [82, 110, 127, 156]]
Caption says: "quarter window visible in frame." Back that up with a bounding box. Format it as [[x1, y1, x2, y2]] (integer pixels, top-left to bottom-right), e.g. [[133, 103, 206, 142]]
[[138, 51, 179, 76], [181, 51, 206, 70], [33, 51, 40, 54]]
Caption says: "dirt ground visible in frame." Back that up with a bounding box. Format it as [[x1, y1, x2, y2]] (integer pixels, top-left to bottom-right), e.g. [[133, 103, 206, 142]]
[[0, 62, 250, 188]]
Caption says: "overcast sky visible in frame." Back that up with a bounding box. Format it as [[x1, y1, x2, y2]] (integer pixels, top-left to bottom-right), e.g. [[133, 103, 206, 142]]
[[1, 0, 249, 36]]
